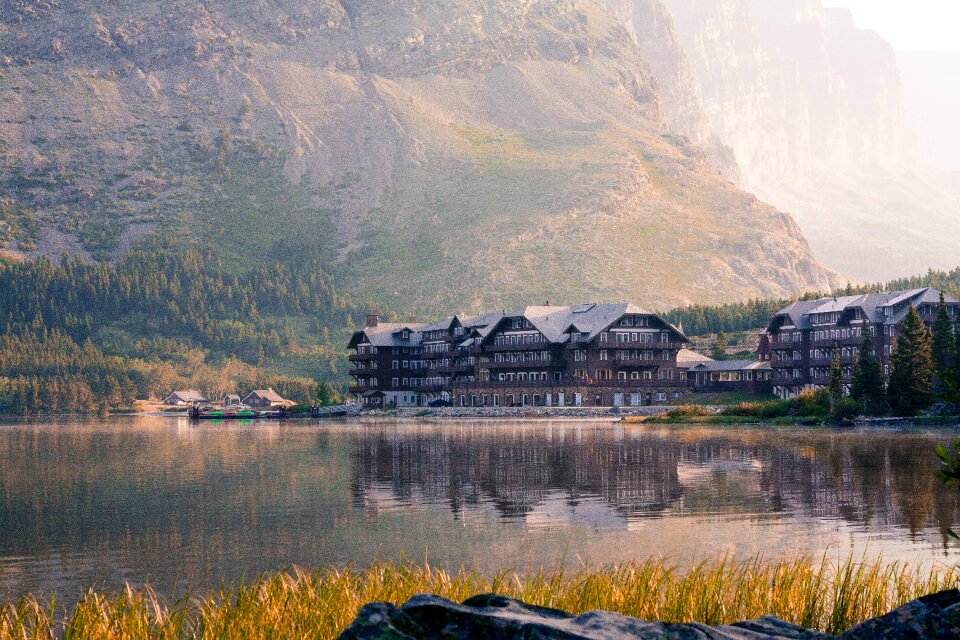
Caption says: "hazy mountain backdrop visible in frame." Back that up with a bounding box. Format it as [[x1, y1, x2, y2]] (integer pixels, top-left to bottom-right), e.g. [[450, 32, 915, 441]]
[[1, 0, 954, 315]]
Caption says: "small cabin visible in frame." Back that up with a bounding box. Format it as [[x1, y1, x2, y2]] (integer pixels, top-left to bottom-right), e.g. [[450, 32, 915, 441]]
[[242, 388, 294, 408], [223, 394, 241, 407], [164, 390, 208, 406]]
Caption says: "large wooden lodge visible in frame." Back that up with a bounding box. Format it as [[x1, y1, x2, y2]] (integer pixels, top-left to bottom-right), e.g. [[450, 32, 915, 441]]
[[348, 304, 772, 408], [349, 287, 959, 408]]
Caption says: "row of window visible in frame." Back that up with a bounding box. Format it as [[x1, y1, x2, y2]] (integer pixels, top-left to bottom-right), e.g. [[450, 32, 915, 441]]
[[492, 351, 552, 363], [618, 316, 652, 327], [601, 332, 671, 344], [812, 326, 864, 341], [493, 332, 545, 346]]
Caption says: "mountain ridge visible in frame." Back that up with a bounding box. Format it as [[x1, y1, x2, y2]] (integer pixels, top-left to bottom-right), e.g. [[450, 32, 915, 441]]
[[0, 0, 833, 314]]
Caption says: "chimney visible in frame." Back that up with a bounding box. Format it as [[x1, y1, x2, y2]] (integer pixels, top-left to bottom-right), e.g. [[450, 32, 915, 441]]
[[366, 314, 379, 328]]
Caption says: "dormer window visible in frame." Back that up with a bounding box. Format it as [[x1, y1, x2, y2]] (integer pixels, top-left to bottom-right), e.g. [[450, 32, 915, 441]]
[[402, 330, 409, 340]]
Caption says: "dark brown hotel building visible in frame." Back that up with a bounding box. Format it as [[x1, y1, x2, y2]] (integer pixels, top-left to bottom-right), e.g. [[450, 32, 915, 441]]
[[349, 303, 771, 408]]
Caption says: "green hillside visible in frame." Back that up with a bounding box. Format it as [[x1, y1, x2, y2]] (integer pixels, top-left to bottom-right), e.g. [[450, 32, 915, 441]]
[[0, 239, 388, 413]]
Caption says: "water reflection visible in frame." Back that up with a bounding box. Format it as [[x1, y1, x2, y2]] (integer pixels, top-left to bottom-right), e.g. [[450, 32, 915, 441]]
[[350, 424, 960, 543], [1, 418, 959, 604]]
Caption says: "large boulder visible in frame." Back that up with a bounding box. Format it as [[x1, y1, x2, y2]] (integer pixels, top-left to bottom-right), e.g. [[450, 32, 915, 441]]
[[338, 590, 960, 639], [336, 593, 831, 639], [840, 589, 960, 639]]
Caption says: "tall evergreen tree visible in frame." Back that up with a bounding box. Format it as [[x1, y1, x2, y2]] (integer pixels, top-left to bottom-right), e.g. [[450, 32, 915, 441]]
[[887, 305, 935, 416], [931, 292, 955, 374], [851, 330, 885, 415], [828, 345, 843, 413], [954, 317, 960, 381]]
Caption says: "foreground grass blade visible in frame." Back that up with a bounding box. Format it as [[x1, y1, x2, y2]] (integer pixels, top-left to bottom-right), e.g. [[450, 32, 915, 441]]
[[1, 555, 957, 639]]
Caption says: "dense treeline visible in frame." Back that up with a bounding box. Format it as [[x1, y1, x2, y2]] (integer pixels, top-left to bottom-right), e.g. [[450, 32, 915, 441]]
[[667, 267, 960, 336], [0, 240, 385, 414]]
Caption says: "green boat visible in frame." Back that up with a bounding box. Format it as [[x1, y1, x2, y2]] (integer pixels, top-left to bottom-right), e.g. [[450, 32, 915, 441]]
[[189, 406, 280, 420]]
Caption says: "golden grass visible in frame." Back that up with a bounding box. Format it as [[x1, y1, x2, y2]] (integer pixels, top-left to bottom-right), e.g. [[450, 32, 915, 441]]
[[1, 556, 957, 639]]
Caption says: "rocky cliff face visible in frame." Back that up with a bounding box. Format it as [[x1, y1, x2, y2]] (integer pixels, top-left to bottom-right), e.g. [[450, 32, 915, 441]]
[[662, 0, 908, 188], [658, 0, 960, 280], [599, 0, 739, 181], [0, 0, 832, 312]]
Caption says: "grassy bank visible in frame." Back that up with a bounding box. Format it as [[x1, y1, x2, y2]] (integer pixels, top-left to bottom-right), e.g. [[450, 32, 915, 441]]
[[2, 556, 958, 639]]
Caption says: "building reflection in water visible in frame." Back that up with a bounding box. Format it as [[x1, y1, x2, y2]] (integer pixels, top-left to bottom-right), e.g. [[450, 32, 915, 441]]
[[350, 424, 960, 545]]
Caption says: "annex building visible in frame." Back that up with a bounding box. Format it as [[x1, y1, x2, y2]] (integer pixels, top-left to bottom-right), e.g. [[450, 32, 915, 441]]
[[348, 304, 771, 408], [768, 288, 960, 399]]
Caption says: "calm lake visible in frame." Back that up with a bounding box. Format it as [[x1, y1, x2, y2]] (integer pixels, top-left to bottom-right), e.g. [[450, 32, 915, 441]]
[[2, 417, 960, 602]]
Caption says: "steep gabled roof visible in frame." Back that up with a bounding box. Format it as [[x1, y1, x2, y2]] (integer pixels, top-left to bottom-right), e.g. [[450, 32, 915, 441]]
[[479, 303, 685, 346], [770, 288, 959, 331], [167, 389, 207, 402], [348, 323, 426, 348], [245, 389, 287, 403]]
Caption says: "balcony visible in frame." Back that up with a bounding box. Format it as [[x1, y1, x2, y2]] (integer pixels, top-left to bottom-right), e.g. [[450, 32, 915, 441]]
[[482, 343, 554, 353], [349, 353, 374, 362], [610, 357, 672, 367], [349, 368, 374, 376], [486, 359, 559, 369], [455, 379, 688, 390]]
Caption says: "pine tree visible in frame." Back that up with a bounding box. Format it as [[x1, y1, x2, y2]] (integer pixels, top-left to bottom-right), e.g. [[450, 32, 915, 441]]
[[828, 346, 843, 414], [888, 305, 935, 416], [954, 318, 960, 381], [931, 292, 955, 374], [851, 330, 885, 415]]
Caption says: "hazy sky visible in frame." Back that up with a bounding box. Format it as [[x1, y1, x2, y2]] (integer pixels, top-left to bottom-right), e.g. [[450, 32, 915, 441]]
[[823, 0, 960, 51]]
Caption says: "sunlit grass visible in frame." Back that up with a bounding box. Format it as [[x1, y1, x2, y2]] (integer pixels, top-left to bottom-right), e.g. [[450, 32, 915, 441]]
[[1, 555, 957, 639]]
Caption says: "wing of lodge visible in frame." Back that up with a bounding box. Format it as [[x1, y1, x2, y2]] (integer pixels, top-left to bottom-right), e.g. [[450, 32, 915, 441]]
[[768, 288, 960, 399], [348, 304, 773, 408]]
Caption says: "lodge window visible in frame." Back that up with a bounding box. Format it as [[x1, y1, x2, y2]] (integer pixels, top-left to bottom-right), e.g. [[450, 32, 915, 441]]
[[600, 350, 608, 361], [392, 378, 399, 386]]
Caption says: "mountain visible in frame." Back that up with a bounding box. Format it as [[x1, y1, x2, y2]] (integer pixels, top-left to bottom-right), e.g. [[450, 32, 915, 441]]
[[0, 0, 832, 315], [655, 0, 960, 281], [898, 50, 960, 172]]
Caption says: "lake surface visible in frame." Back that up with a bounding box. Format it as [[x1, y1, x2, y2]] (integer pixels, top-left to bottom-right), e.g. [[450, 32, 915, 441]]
[[2, 417, 960, 602]]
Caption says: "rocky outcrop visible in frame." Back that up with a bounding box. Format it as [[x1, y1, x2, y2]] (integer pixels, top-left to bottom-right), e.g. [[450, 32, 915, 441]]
[[337, 591, 960, 639], [599, 0, 740, 181]]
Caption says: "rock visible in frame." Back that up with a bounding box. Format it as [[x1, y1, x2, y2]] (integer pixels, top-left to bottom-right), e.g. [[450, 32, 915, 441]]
[[840, 589, 960, 640], [337, 593, 831, 639]]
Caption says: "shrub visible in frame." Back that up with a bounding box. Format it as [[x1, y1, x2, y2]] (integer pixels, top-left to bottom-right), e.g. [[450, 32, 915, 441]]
[[666, 405, 714, 419], [831, 397, 861, 422], [758, 400, 792, 419], [791, 389, 830, 418]]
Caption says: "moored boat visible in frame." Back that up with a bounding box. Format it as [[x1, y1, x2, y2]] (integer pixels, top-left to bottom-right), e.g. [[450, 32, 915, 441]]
[[189, 406, 287, 420]]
